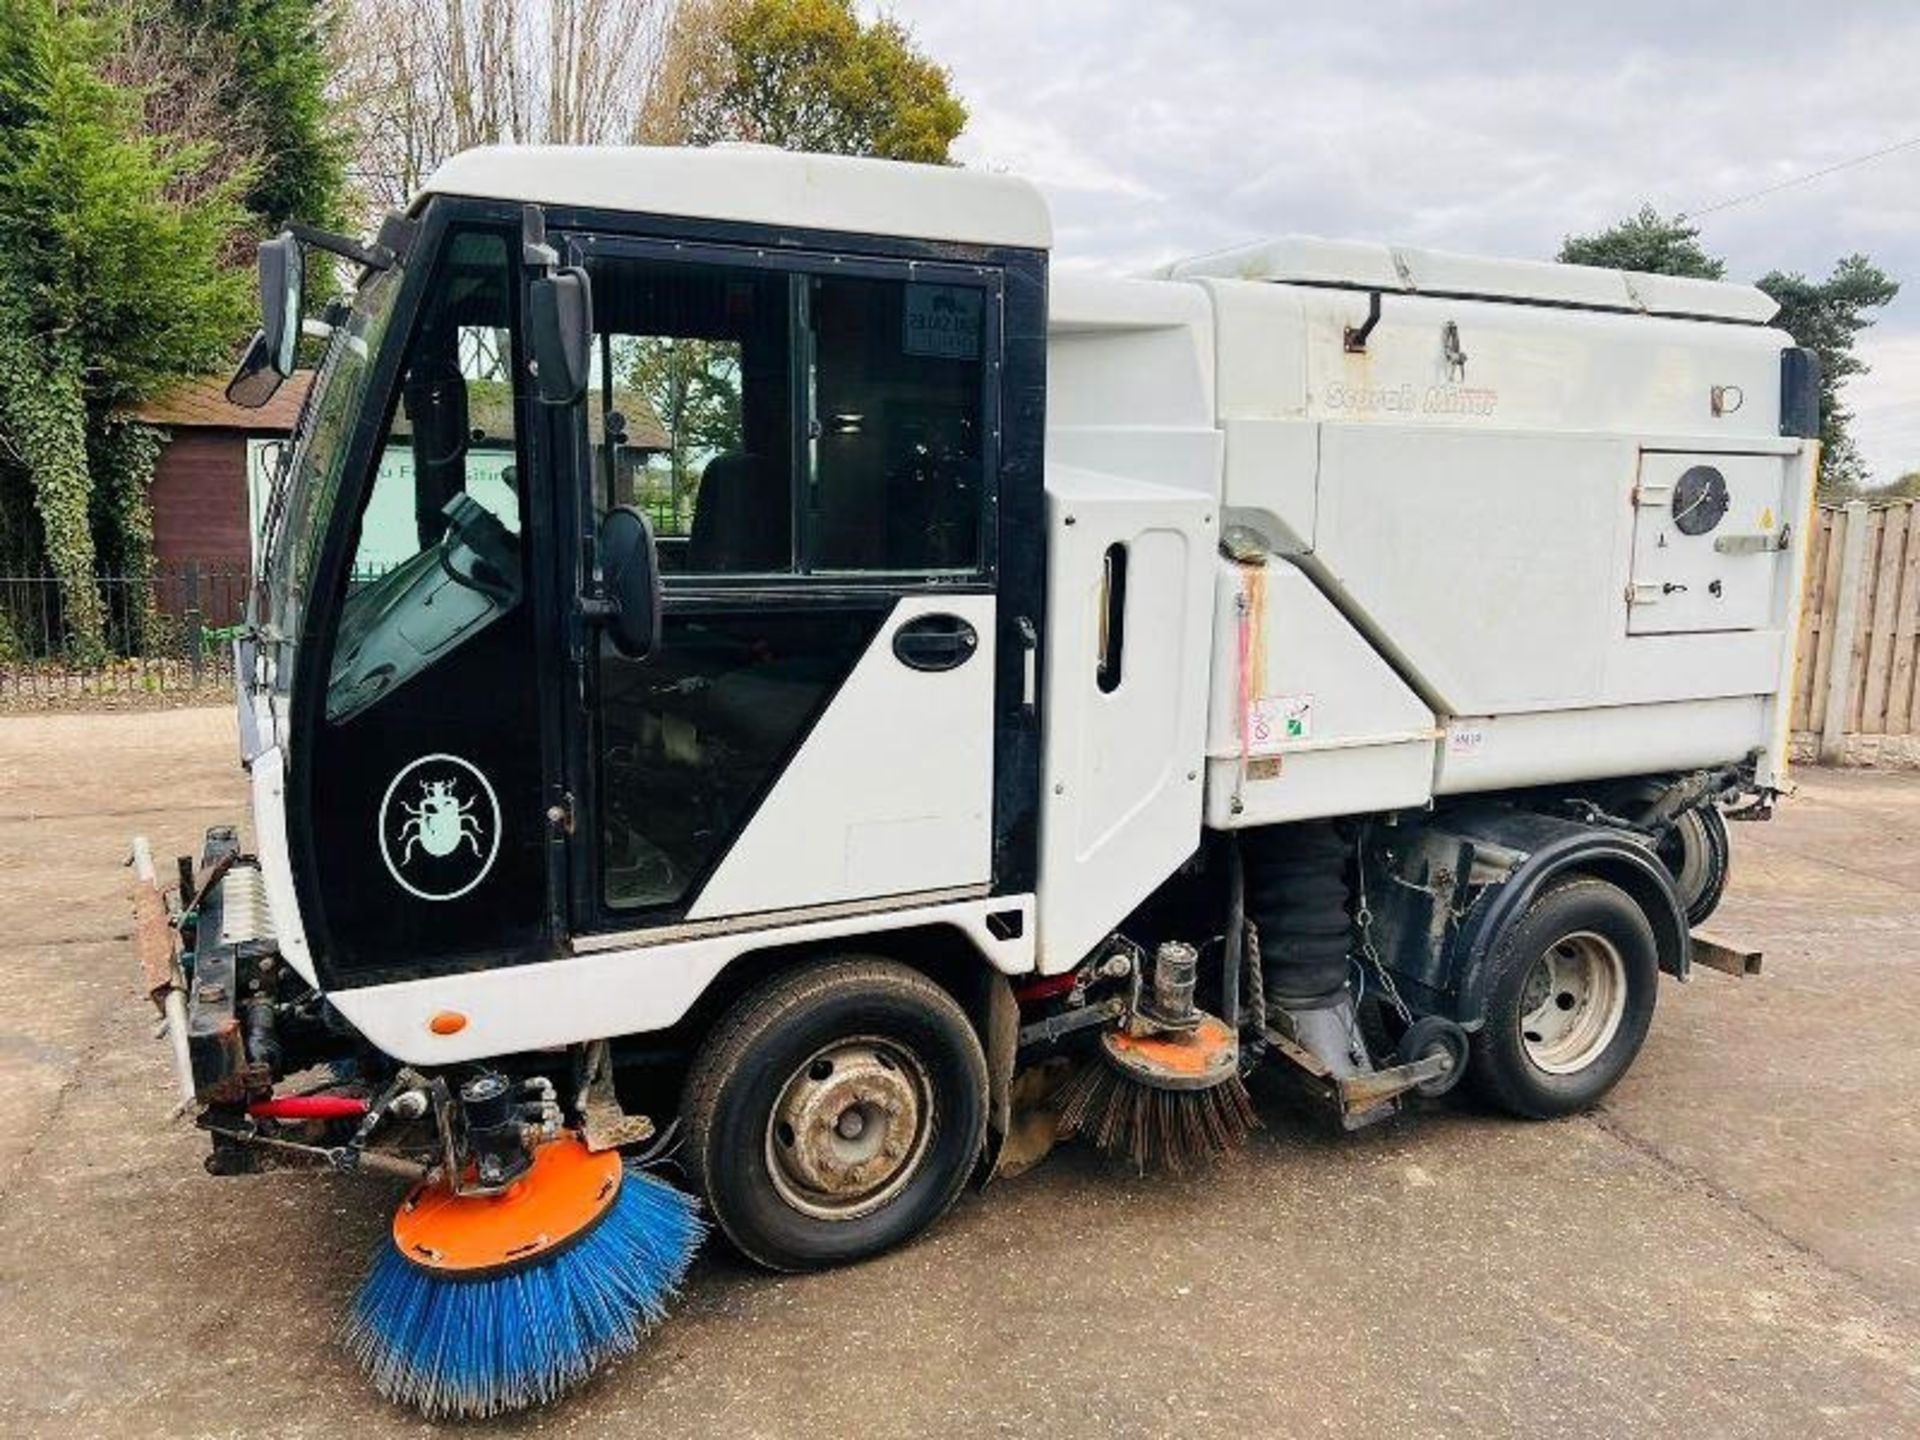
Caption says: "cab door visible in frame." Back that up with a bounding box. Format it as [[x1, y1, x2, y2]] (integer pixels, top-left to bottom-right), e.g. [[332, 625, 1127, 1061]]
[[293, 223, 563, 987], [559, 237, 1012, 933]]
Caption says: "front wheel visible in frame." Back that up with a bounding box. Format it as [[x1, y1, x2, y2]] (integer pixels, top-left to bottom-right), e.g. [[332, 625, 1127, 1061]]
[[1468, 877, 1660, 1119], [682, 957, 988, 1272]]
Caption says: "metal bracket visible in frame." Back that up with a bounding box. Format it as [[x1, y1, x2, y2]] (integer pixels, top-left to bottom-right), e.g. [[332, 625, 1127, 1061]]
[[1714, 529, 1790, 555], [520, 204, 559, 269], [286, 222, 395, 275], [1017, 996, 1126, 1049], [1689, 929, 1763, 977], [1262, 1026, 1450, 1117], [1344, 291, 1383, 352], [578, 1038, 657, 1152]]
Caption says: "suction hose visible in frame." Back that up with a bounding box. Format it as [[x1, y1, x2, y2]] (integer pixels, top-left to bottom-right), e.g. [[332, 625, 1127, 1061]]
[[1242, 821, 1379, 1098], [1242, 821, 1353, 1008]]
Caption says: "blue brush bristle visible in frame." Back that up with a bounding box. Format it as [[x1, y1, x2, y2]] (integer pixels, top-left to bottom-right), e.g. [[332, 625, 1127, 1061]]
[[342, 1166, 706, 1419]]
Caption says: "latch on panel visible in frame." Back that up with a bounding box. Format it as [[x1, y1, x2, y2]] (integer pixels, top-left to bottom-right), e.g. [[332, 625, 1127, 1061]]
[[1713, 528, 1790, 556]]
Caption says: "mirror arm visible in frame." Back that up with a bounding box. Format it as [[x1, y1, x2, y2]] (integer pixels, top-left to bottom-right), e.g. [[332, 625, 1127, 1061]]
[[521, 205, 559, 270], [287, 222, 395, 273]]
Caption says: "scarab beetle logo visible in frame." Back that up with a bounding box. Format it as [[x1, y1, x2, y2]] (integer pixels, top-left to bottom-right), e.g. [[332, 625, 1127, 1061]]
[[378, 753, 501, 901]]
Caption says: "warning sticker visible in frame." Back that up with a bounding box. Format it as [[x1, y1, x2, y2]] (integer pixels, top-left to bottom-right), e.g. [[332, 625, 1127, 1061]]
[[1248, 694, 1313, 750]]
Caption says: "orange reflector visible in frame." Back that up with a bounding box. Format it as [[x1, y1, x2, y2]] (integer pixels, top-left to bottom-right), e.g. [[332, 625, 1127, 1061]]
[[427, 1011, 468, 1036], [393, 1136, 623, 1276]]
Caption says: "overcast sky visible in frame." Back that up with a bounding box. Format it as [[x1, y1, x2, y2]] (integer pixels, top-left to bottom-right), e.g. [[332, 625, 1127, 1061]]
[[876, 0, 1920, 484]]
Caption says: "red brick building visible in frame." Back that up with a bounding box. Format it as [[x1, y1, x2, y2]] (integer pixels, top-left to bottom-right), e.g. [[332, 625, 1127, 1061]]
[[131, 372, 314, 573]]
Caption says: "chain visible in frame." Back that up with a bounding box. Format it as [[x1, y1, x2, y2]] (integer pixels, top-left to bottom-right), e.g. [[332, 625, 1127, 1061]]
[[1353, 831, 1415, 1026], [1242, 918, 1265, 1027]]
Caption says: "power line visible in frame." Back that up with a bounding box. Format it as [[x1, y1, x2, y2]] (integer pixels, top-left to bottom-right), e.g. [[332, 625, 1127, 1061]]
[[1680, 134, 1920, 220]]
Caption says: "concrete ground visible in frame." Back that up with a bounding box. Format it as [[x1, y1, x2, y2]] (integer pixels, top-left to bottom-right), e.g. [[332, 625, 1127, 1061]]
[[1, 706, 1916, 1439]]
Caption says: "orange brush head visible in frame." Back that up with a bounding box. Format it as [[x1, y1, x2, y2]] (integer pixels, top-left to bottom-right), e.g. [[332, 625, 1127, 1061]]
[[1102, 1014, 1240, 1091], [392, 1136, 623, 1277]]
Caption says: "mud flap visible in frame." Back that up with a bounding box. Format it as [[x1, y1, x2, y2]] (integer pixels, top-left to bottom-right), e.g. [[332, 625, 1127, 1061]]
[[976, 970, 1020, 1185]]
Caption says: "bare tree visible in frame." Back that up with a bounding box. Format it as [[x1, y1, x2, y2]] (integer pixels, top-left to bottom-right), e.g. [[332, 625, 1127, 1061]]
[[101, 3, 263, 220], [334, 0, 677, 216]]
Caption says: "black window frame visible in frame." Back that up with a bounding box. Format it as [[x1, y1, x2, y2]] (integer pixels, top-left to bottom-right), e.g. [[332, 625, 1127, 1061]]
[[284, 195, 1048, 982], [562, 230, 1005, 595], [287, 199, 576, 992]]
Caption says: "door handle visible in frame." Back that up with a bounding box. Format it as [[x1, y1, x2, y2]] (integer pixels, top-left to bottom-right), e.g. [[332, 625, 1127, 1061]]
[[892, 613, 979, 672], [1017, 615, 1038, 713]]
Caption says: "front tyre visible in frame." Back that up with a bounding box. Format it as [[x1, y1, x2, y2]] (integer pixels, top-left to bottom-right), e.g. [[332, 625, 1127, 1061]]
[[1468, 877, 1659, 1119], [682, 957, 988, 1272]]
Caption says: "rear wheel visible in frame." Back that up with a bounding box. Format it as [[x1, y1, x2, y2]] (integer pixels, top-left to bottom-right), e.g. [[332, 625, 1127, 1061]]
[[682, 957, 988, 1272], [1469, 877, 1659, 1119], [1656, 804, 1730, 925]]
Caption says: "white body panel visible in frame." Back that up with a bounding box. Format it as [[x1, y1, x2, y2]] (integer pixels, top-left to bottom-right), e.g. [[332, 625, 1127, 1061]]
[[326, 893, 1034, 1066], [1434, 697, 1770, 793], [1626, 451, 1789, 636], [1191, 269, 1811, 807], [687, 595, 996, 919], [421, 146, 1051, 250], [1203, 559, 1437, 828], [1165, 234, 1780, 324], [1036, 278, 1221, 971], [1036, 466, 1215, 970], [250, 746, 316, 987]]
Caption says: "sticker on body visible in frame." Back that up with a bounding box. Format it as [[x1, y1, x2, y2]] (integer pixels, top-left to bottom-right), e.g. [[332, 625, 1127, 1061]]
[[1247, 693, 1313, 752]]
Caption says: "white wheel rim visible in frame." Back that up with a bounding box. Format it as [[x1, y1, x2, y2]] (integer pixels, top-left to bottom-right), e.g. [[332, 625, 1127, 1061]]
[[764, 1037, 934, 1221], [1519, 930, 1627, 1075]]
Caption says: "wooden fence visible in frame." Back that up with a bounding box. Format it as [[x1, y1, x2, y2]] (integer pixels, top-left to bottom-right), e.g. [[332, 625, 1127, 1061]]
[[1791, 498, 1920, 766]]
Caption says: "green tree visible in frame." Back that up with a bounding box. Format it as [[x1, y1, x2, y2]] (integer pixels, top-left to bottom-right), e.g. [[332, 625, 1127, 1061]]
[[1557, 208, 1898, 498], [654, 0, 967, 163], [1557, 205, 1725, 279], [0, 0, 252, 655], [169, 0, 344, 229], [621, 338, 742, 531], [1756, 257, 1899, 497]]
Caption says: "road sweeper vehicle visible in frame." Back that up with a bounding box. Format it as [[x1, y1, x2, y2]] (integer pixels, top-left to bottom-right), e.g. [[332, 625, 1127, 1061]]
[[130, 144, 1816, 1417]]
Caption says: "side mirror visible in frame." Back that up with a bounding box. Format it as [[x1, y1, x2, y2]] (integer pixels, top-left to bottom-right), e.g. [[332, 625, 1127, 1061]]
[[595, 506, 662, 658], [259, 233, 304, 377], [225, 330, 286, 409], [528, 266, 593, 404]]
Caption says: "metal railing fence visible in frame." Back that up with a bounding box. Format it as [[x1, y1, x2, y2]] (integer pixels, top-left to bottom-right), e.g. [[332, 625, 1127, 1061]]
[[0, 562, 250, 701]]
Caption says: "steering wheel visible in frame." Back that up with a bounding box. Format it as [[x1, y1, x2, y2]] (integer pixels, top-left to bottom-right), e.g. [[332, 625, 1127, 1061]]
[[437, 493, 519, 606]]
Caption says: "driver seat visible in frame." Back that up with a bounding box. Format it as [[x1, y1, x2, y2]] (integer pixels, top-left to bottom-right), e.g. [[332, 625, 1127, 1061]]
[[687, 452, 790, 572]]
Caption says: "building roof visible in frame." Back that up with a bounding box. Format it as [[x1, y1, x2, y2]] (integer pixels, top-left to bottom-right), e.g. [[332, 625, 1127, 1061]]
[[1161, 236, 1779, 325], [419, 144, 1053, 251], [131, 370, 670, 450], [130, 371, 316, 432]]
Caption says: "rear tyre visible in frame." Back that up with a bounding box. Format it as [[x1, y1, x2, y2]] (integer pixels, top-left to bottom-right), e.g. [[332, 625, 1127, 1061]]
[[1656, 804, 1731, 926], [682, 957, 988, 1273], [1468, 877, 1659, 1119]]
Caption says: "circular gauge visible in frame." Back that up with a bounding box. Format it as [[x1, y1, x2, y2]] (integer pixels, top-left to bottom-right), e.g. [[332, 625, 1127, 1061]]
[[1671, 465, 1730, 536]]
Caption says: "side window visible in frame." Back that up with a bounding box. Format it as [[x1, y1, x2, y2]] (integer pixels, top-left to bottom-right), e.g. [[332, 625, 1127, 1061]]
[[326, 231, 525, 723], [579, 248, 993, 581], [808, 275, 987, 573], [584, 255, 792, 574]]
